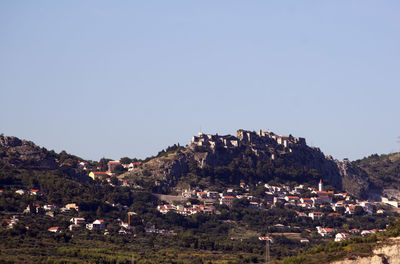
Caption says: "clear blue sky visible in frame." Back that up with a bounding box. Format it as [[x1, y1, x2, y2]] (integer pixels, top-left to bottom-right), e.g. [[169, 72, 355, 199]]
[[1, 1, 399, 161]]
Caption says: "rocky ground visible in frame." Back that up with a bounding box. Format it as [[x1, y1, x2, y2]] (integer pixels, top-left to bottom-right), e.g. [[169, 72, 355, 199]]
[[332, 237, 400, 264]]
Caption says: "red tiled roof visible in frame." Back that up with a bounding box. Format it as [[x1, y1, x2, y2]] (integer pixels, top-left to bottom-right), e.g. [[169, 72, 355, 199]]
[[328, 213, 341, 216], [259, 236, 273, 240], [93, 171, 108, 175]]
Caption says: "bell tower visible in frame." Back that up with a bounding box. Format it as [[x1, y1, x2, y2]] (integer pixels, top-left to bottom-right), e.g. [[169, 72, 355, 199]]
[[318, 179, 323, 192]]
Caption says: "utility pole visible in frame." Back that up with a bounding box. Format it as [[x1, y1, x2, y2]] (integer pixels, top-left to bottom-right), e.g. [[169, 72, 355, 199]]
[[265, 237, 270, 264]]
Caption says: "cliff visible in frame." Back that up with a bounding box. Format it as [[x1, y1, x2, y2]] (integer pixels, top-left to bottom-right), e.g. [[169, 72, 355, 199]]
[[125, 129, 372, 197], [332, 237, 400, 264]]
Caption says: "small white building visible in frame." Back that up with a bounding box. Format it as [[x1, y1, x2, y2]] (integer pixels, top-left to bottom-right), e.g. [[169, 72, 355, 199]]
[[335, 233, 351, 242], [309, 212, 324, 220], [43, 205, 58, 211], [15, 189, 26, 195], [86, 219, 106, 230], [316, 226, 335, 237], [70, 217, 85, 225], [48, 227, 61, 233]]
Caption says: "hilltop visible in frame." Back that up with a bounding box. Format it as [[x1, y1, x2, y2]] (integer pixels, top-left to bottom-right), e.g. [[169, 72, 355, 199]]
[[124, 129, 372, 198]]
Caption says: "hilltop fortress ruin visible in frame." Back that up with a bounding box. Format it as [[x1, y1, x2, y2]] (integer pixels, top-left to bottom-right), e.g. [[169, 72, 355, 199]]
[[190, 129, 306, 156]]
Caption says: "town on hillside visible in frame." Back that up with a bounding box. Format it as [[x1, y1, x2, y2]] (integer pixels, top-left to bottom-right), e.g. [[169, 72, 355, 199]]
[[1, 132, 400, 257], [155, 178, 397, 242], [4, 165, 397, 245]]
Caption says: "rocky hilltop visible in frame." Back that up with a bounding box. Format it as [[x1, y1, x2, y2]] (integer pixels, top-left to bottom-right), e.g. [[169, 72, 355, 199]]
[[0, 135, 91, 182], [125, 129, 372, 198], [0, 135, 58, 170]]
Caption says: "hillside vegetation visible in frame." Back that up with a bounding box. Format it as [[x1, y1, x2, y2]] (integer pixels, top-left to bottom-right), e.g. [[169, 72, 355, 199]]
[[280, 218, 400, 264], [2, 133, 400, 263], [353, 153, 400, 190]]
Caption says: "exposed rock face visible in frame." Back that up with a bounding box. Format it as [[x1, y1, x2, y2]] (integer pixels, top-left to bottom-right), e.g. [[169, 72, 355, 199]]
[[126, 130, 373, 197], [338, 161, 371, 199], [332, 238, 400, 264], [383, 189, 400, 201], [127, 152, 188, 186], [0, 135, 58, 170], [0, 136, 23, 148]]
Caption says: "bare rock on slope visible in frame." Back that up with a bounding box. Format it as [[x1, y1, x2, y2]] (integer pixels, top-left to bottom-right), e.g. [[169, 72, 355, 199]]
[[332, 237, 400, 264], [0, 135, 58, 170]]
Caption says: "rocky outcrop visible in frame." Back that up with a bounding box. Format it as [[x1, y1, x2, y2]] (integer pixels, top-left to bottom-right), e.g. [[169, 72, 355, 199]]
[[0, 135, 58, 170], [338, 161, 371, 199], [0, 136, 23, 148], [125, 130, 375, 197], [332, 238, 400, 264], [127, 152, 189, 186]]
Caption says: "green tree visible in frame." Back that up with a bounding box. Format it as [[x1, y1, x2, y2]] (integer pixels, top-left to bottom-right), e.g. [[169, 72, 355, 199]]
[[120, 157, 132, 164], [99, 158, 111, 171]]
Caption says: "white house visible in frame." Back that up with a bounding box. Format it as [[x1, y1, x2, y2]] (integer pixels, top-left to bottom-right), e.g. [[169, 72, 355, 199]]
[[316, 226, 335, 237], [309, 212, 324, 220], [48, 227, 61, 233], [43, 205, 57, 211], [361, 229, 376, 236], [15, 189, 26, 195], [70, 217, 85, 225], [335, 233, 351, 242], [86, 219, 106, 230]]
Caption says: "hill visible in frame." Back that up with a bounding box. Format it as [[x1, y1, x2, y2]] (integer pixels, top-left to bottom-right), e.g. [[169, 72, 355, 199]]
[[353, 153, 400, 190], [124, 129, 372, 198], [353, 152, 400, 202], [1, 132, 400, 263]]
